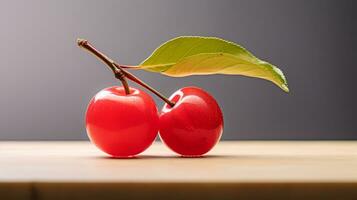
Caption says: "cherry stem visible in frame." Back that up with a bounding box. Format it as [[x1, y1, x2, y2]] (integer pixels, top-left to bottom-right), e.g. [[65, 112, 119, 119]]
[[114, 63, 175, 107], [77, 39, 130, 95], [77, 39, 175, 107], [120, 65, 139, 69]]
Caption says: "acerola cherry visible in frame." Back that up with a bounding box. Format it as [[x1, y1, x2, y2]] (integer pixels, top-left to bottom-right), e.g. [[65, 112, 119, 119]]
[[159, 87, 223, 157], [86, 86, 159, 157]]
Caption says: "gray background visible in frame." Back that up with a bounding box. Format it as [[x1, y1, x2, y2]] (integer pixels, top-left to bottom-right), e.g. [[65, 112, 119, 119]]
[[0, 0, 356, 140]]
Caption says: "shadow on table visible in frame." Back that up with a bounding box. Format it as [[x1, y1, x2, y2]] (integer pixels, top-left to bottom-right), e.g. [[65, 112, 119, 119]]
[[92, 155, 258, 160], [89, 154, 337, 160]]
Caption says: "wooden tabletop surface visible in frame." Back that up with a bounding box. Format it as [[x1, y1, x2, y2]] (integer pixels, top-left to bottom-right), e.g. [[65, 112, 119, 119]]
[[1, 141, 357, 200]]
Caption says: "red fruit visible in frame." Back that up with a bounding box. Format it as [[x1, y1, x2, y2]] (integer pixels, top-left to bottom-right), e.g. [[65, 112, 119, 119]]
[[159, 87, 223, 157], [86, 86, 159, 157]]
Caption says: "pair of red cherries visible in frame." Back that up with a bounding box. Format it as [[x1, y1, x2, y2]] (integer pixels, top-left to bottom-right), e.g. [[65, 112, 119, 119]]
[[77, 38, 223, 157], [86, 86, 223, 157]]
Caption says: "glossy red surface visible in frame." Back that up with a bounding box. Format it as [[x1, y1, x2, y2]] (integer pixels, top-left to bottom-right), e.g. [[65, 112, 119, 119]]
[[86, 86, 159, 157], [159, 87, 224, 156]]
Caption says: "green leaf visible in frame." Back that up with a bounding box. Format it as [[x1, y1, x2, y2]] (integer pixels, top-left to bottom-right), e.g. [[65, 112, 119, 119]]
[[139, 36, 289, 92]]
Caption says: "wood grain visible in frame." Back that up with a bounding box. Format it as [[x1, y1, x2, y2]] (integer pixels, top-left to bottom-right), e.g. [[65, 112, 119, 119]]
[[1, 141, 357, 200]]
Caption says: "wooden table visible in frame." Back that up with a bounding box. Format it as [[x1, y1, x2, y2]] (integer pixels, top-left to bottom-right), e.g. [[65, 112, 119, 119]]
[[1, 141, 357, 200]]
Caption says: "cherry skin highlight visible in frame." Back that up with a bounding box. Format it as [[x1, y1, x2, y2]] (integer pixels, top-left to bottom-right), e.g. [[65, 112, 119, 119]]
[[86, 86, 159, 157], [159, 87, 223, 157]]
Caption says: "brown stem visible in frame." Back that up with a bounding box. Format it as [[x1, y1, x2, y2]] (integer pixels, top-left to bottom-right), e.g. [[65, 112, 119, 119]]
[[77, 38, 175, 107], [77, 39, 130, 94], [119, 65, 140, 69], [114, 63, 175, 107]]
